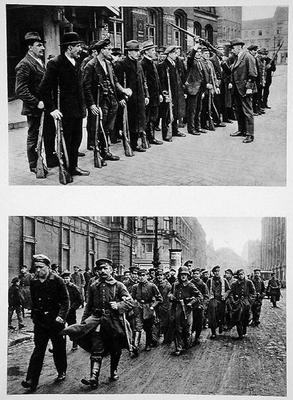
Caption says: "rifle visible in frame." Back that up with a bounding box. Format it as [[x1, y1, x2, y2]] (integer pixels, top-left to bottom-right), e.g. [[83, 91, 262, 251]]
[[179, 299, 187, 320], [121, 102, 134, 157], [97, 103, 110, 156], [56, 85, 72, 185], [93, 86, 103, 168], [267, 40, 284, 67], [165, 67, 173, 140], [36, 111, 47, 179]]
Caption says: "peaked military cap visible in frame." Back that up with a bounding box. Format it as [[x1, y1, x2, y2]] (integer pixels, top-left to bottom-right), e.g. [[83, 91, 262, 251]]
[[94, 38, 111, 52], [61, 270, 71, 278], [138, 268, 148, 275], [95, 258, 113, 268], [33, 254, 51, 266], [179, 266, 190, 276], [129, 265, 139, 273]]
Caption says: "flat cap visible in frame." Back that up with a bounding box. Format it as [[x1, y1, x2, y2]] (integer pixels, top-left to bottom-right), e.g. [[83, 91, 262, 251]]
[[141, 40, 157, 52], [247, 44, 258, 51], [33, 254, 51, 266], [61, 270, 71, 278], [125, 40, 140, 51], [138, 268, 148, 275], [24, 32, 44, 43], [164, 45, 180, 55], [230, 38, 245, 47], [93, 38, 111, 52], [112, 47, 122, 56], [129, 265, 139, 273]]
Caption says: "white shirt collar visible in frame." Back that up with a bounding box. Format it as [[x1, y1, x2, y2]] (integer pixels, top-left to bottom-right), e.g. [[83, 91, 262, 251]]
[[28, 52, 44, 67], [65, 53, 76, 66]]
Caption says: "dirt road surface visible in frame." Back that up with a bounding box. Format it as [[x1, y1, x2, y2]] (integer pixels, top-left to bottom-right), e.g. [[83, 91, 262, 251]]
[[7, 290, 286, 395]]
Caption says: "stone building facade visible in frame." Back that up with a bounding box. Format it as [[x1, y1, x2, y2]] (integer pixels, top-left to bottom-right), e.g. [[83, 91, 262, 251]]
[[216, 6, 242, 44], [133, 217, 206, 270], [260, 217, 286, 282], [8, 216, 135, 281], [241, 6, 288, 63]]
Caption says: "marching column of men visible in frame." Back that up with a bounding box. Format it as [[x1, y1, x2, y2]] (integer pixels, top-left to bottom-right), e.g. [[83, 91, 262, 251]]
[[15, 31, 278, 181], [20, 252, 279, 392]]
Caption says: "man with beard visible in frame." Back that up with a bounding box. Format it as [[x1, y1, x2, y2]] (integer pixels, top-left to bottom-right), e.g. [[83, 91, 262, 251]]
[[131, 269, 162, 353], [227, 38, 258, 143], [40, 32, 90, 178], [168, 266, 202, 356], [15, 32, 57, 172], [63, 258, 133, 388], [61, 271, 82, 351], [83, 38, 132, 164], [185, 43, 208, 135], [190, 268, 209, 345], [152, 268, 172, 345], [158, 45, 186, 141], [141, 40, 163, 145], [250, 268, 266, 326], [228, 269, 256, 339], [21, 255, 69, 392], [207, 265, 230, 339], [115, 40, 149, 152]]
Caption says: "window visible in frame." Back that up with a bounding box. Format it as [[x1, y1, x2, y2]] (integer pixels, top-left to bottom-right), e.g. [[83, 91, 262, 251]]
[[62, 248, 70, 270], [25, 217, 35, 237], [194, 21, 202, 37], [146, 243, 153, 253], [163, 217, 170, 231], [258, 30, 262, 36], [24, 242, 34, 268], [146, 218, 154, 232], [147, 10, 156, 43], [205, 24, 213, 44], [89, 236, 94, 251], [63, 228, 70, 245]]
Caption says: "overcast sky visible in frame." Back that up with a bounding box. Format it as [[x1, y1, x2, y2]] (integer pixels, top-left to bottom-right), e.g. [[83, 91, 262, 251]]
[[242, 6, 277, 20], [197, 217, 262, 255]]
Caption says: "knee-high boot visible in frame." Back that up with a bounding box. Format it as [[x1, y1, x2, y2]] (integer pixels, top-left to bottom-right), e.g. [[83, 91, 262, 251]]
[[110, 351, 121, 381]]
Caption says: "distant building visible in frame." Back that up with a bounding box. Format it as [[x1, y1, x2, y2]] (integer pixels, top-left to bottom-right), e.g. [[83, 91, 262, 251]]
[[261, 217, 286, 282], [133, 217, 206, 269], [246, 240, 261, 271], [241, 6, 288, 63], [8, 216, 135, 281], [216, 6, 242, 44]]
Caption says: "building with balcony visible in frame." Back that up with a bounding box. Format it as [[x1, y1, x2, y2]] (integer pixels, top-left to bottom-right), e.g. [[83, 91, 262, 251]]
[[260, 217, 286, 282], [133, 217, 206, 270]]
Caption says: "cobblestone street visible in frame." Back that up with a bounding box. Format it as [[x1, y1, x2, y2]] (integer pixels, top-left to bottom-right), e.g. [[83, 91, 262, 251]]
[[8, 66, 287, 186], [7, 289, 286, 395]]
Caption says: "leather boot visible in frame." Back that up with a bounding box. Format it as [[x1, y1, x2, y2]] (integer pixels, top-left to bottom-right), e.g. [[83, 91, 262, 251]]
[[149, 126, 163, 145], [131, 331, 140, 357], [110, 351, 121, 381], [81, 357, 102, 388]]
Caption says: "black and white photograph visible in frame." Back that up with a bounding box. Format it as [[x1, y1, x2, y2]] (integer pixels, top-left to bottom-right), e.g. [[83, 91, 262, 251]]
[[7, 216, 286, 395], [7, 5, 288, 186]]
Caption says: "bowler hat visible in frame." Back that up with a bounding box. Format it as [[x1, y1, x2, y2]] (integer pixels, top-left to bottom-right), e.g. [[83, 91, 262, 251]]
[[125, 40, 140, 51], [164, 45, 180, 55], [24, 31, 44, 43], [95, 258, 113, 268], [61, 270, 71, 278], [141, 40, 157, 52], [33, 254, 51, 266], [212, 265, 220, 273], [230, 38, 245, 47], [247, 44, 258, 51], [60, 32, 83, 47], [93, 38, 111, 52]]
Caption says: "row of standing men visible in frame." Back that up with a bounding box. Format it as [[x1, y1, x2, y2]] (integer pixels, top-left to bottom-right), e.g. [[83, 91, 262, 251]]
[[15, 31, 276, 180]]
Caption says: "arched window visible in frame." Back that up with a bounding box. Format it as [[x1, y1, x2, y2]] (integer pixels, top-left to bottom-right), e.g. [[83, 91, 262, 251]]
[[174, 9, 187, 53], [194, 21, 202, 37], [205, 24, 213, 44]]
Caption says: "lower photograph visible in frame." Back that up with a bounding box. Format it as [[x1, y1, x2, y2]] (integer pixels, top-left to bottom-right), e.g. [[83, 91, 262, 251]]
[[7, 216, 286, 396]]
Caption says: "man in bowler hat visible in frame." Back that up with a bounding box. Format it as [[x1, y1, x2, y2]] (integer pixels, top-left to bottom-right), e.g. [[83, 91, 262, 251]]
[[40, 32, 90, 178], [15, 32, 57, 173]]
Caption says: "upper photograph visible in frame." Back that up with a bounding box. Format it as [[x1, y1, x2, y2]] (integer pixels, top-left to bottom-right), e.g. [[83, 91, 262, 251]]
[[7, 5, 288, 186]]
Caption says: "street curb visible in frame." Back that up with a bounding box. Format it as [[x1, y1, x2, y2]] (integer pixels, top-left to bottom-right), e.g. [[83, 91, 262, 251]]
[[8, 334, 33, 347]]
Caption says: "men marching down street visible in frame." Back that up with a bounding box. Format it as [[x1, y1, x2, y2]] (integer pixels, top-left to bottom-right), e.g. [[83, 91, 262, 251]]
[[190, 267, 209, 344], [40, 32, 90, 178], [115, 40, 150, 152], [207, 265, 230, 339], [21, 255, 69, 392], [63, 258, 133, 388], [250, 268, 266, 326], [15, 32, 57, 173], [228, 269, 256, 339], [225, 38, 258, 143]]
